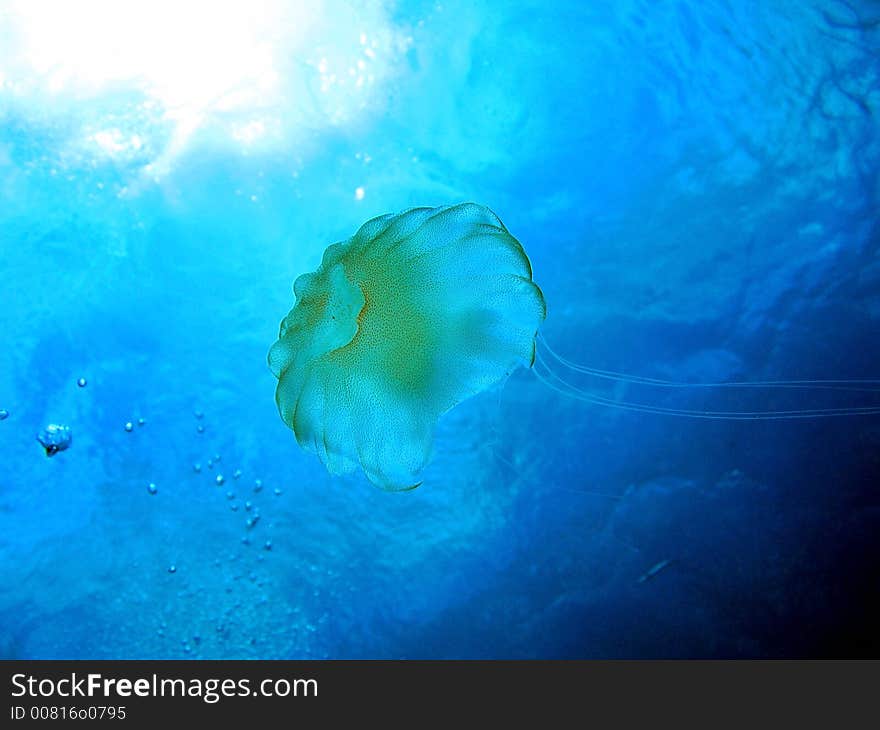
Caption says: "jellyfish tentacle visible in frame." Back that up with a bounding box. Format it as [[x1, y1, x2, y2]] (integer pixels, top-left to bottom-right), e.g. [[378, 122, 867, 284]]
[[533, 352, 880, 420], [538, 333, 880, 393]]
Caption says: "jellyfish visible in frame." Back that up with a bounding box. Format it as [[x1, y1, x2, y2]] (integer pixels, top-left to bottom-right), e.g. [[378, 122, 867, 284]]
[[269, 203, 880, 490]]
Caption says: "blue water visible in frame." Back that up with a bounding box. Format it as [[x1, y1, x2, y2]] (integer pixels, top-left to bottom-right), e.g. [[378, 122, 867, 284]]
[[1, 0, 878, 658]]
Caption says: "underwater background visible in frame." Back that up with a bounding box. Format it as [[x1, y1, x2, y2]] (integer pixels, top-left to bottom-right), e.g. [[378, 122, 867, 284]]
[[1, 0, 879, 659]]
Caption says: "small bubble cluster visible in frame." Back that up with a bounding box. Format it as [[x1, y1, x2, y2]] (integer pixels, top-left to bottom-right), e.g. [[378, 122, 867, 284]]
[[185, 439, 278, 561]]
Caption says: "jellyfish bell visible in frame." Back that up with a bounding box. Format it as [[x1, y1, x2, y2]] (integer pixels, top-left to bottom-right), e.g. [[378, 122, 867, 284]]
[[268, 203, 546, 491], [270, 203, 880, 490]]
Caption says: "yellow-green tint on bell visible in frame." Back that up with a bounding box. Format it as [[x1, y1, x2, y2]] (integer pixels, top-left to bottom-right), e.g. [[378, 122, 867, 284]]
[[268, 203, 546, 490]]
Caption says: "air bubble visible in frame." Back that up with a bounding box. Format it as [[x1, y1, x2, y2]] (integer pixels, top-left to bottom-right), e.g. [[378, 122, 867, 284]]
[[37, 423, 72, 456]]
